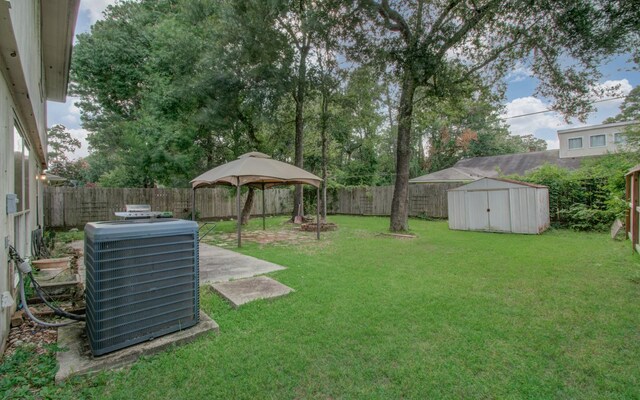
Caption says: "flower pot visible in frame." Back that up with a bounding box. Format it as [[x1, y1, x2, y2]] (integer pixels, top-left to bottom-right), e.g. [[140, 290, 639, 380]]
[[31, 257, 71, 270]]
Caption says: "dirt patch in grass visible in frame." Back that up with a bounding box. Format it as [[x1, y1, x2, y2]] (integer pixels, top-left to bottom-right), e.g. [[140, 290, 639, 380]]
[[211, 229, 316, 246]]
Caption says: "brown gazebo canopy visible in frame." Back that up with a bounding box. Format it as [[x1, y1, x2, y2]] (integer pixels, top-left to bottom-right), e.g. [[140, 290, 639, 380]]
[[190, 152, 323, 247]]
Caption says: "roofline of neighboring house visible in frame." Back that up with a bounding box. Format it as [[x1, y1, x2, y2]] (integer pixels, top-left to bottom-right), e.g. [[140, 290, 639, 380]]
[[557, 120, 639, 134], [455, 149, 557, 163]]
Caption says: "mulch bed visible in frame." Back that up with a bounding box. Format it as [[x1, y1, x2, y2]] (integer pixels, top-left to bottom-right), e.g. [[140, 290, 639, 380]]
[[4, 320, 57, 357]]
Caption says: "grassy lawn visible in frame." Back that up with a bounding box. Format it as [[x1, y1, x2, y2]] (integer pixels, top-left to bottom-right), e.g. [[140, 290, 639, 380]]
[[8, 216, 640, 399]]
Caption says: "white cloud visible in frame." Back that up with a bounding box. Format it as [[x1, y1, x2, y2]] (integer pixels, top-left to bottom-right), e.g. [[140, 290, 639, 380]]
[[591, 79, 633, 100], [67, 128, 91, 160], [506, 63, 533, 83], [61, 98, 82, 126], [80, 0, 118, 24], [502, 96, 575, 137], [68, 98, 81, 117], [545, 138, 559, 150]]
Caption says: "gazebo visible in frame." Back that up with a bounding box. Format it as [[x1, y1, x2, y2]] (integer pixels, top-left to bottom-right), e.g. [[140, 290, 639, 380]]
[[190, 152, 323, 247]]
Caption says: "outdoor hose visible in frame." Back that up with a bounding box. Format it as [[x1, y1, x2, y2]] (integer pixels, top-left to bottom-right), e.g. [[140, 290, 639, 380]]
[[28, 271, 85, 321], [9, 245, 82, 327], [18, 271, 78, 327]]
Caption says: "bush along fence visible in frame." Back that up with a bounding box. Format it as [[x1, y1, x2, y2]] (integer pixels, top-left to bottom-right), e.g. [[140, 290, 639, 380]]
[[44, 183, 463, 228]]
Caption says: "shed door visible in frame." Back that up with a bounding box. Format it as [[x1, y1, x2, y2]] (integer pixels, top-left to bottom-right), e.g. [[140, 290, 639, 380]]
[[488, 190, 511, 232], [467, 191, 490, 230]]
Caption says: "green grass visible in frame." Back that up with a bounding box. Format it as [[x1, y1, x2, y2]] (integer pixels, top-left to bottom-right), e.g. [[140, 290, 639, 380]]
[[8, 216, 640, 399]]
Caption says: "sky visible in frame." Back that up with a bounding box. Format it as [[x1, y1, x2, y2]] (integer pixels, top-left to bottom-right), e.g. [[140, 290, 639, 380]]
[[47, 0, 639, 160]]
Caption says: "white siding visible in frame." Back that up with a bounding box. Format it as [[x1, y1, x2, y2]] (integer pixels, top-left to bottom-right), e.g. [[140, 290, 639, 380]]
[[0, 0, 45, 354], [488, 190, 511, 231], [9, 0, 45, 140], [467, 191, 490, 230], [536, 188, 550, 232], [0, 70, 12, 355], [509, 188, 537, 234], [447, 190, 467, 230]]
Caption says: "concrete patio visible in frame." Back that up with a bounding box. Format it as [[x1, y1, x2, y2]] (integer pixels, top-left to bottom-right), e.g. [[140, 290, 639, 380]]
[[68, 240, 287, 284], [198, 242, 286, 283]]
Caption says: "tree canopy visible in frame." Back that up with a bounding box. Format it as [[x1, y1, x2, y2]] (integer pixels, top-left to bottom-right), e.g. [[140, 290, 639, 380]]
[[69, 0, 637, 227]]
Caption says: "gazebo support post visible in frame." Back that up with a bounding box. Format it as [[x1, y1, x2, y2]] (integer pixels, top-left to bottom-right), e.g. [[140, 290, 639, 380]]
[[191, 188, 196, 221], [316, 185, 320, 240], [237, 177, 242, 248], [262, 182, 266, 231]]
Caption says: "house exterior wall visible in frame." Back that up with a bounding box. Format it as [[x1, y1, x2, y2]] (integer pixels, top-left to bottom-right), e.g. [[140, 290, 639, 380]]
[[558, 122, 637, 159], [0, 0, 46, 355]]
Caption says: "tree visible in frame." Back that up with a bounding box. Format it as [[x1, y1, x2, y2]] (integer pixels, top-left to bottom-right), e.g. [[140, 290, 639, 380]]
[[604, 85, 640, 148], [72, 0, 287, 188], [47, 124, 84, 182], [605, 86, 640, 123], [346, 0, 637, 231]]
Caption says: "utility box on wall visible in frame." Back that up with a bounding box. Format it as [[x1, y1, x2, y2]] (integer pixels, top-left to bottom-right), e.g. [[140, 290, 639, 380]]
[[84, 219, 199, 356], [447, 178, 550, 234], [6, 194, 18, 214]]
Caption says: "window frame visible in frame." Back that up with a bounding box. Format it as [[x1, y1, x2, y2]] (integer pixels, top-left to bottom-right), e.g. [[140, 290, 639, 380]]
[[589, 134, 606, 148], [568, 137, 583, 150], [614, 132, 626, 145], [13, 124, 31, 215]]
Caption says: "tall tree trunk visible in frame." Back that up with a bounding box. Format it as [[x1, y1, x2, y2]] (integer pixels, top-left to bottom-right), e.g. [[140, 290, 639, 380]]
[[241, 187, 255, 225], [384, 77, 397, 158], [320, 89, 329, 222], [292, 44, 310, 220], [390, 70, 416, 232]]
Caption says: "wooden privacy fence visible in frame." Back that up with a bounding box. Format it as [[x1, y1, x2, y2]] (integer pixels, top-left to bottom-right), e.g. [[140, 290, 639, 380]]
[[44, 183, 463, 228], [326, 183, 464, 218], [44, 187, 294, 228]]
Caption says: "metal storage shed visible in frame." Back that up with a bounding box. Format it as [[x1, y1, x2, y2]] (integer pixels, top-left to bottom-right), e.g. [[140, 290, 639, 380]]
[[447, 178, 550, 234]]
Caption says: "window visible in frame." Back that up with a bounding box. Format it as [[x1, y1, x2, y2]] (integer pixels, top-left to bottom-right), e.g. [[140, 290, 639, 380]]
[[590, 134, 606, 147], [13, 126, 31, 212], [615, 132, 627, 145], [568, 137, 582, 149]]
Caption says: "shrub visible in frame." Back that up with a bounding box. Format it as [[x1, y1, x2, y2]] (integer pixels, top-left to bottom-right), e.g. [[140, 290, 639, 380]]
[[511, 153, 640, 231]]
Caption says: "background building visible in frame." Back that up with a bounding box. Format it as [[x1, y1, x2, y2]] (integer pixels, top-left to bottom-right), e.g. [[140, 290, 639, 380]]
[[557, 121, 637, 159]]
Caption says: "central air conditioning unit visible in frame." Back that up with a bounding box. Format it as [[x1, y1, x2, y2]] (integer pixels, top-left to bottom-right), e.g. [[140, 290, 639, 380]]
[[84, 219, 199, 356]]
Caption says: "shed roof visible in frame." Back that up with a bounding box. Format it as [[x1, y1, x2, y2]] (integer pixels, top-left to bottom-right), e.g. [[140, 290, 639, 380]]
[[448, 177, 548, 191]]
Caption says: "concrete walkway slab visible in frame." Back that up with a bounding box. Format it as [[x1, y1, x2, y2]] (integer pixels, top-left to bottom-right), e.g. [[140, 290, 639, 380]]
[[67, 240, 286, 285], [55, 311, 218, 382], [212, 276, 294, 308], [199, 242, 286, 284]]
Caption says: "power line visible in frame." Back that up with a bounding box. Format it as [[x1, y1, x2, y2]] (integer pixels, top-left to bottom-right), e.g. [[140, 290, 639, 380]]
[[504, 96, 627, 120]]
